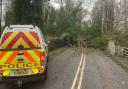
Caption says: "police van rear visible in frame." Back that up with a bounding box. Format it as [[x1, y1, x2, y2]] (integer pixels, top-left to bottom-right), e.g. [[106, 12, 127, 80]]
[[0, 25, 48, 86]]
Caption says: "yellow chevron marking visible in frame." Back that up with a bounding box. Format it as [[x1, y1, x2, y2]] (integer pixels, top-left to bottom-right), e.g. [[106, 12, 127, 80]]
[[12, 37, 29, 48], [11, 50, 40, 64], [3, 70, 10, 76], [0, 32, 18, 48], [27, 50, 40, 62], [32, 68, 38, 74], [0, 51, 13, 64], [11, 55, 30, 63], [24, 32, 41, 47]]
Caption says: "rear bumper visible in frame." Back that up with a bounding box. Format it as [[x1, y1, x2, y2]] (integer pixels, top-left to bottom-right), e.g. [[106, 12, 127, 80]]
[[0, 73, 45, 83]]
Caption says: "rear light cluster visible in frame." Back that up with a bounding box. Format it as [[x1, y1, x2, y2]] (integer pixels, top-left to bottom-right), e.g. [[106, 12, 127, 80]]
[[0, 70, 3, 76], [40, 52, 45, 66]]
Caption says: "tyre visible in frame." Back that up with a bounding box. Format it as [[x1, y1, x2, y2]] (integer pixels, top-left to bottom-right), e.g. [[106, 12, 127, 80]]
[[44, 65, 48, 80], [47, 56, 49, 63]]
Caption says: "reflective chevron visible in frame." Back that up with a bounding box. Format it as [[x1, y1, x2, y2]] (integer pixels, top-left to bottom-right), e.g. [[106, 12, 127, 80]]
[[0, 32, 41, 49]]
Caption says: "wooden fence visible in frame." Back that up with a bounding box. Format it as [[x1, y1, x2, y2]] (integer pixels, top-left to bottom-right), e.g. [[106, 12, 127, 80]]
[[115, 46, 128, 58], [122, 47, 128, 57], [108, 41, 128, 58]]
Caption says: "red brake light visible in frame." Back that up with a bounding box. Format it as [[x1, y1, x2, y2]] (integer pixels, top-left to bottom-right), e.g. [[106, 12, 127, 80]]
[[40, 52, 45, 66], [41, 52, 45, 57]]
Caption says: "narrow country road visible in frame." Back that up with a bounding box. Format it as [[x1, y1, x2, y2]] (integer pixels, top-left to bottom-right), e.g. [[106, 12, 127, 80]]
[[0, 48, 128, 89], [81, 50, 128, 89]]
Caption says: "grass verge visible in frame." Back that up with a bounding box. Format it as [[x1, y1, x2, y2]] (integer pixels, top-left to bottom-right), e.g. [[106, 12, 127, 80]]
[[49, 47, 66, 57]]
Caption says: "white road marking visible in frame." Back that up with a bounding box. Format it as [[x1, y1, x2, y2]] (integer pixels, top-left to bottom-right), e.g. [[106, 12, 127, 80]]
[[71, 54, 84, 89], [77, 54, 86, 89]]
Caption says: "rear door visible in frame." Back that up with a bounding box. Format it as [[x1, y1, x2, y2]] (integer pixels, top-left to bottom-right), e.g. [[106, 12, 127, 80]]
[[0, 31, 43, 76]]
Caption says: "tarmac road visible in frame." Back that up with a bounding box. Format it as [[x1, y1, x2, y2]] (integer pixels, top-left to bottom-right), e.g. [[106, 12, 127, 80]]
[[0, 48, 128, 89], [81, 50, 128, 89]]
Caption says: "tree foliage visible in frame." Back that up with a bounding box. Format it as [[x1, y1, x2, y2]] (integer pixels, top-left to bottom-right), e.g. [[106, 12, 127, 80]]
[[2, 0, 127, 49], [46, 0, 87, 46], [92, 0, 115, 32], [13, 0, 48, 30]]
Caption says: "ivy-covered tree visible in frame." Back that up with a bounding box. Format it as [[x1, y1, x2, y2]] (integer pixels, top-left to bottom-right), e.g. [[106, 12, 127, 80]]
[[13, 0, 49, 30], [14, 0, 31, 24]]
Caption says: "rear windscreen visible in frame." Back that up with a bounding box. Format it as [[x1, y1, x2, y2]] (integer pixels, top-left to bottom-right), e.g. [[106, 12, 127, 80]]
[[0, 32, 41, 50]]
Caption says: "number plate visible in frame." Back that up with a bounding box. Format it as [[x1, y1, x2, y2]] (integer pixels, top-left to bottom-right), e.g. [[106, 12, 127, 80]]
[[14, 70, 29, 76]]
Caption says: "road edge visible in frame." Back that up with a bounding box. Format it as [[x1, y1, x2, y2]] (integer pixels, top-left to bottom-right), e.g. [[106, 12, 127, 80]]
[[103, 50, 128, 72]]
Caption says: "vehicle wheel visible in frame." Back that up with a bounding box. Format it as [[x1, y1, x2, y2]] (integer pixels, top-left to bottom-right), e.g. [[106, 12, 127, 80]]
[[44, 65, 48, 80], [47, 56, 49, 63]]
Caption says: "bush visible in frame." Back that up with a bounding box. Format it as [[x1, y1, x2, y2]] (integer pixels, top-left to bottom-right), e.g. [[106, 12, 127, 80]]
[[115, 33, 128, 47], [91, 36, 108, 48], [48, 39, 68, 51]]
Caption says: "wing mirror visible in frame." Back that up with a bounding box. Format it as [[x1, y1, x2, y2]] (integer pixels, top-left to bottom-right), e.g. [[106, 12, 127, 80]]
[[46, 40, 50, 44]]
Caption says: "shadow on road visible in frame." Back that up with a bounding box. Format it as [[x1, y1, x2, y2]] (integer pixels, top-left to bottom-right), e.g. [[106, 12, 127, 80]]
[[0, 80, 47, 89], [22, 81, 46, 89]]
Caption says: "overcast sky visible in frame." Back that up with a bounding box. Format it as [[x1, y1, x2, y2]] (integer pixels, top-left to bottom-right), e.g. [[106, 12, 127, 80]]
[[50, 0, 96, 21], [50, 0, 96, 12]]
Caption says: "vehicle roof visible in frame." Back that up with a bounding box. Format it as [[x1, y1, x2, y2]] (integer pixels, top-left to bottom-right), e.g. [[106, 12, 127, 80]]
[[10, 25, 34, 28], [0, 25, 46, 49], [4, 25, 39, 32]]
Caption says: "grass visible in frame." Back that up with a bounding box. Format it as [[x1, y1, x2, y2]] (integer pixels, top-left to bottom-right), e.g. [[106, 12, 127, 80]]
[[49, 47, 66, 56], [45, 35, 58, 41]]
